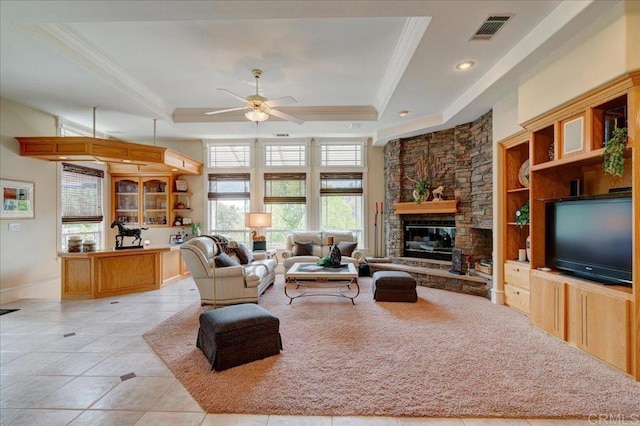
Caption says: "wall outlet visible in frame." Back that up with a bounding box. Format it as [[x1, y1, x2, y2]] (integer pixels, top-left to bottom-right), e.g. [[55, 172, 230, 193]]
[[8, 223, 20, 231]]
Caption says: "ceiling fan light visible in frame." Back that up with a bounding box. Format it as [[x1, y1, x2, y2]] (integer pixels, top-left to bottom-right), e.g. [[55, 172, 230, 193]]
[[245, 110, 269, 122]]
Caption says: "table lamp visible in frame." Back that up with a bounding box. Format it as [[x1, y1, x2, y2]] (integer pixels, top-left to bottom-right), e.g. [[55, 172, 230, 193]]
[[245, 212, 272, 251]]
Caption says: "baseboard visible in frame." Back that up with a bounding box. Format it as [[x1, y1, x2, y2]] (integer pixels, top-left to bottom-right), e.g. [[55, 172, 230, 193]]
[[0, 278, 60, 304], [491, 288, 505, 305]]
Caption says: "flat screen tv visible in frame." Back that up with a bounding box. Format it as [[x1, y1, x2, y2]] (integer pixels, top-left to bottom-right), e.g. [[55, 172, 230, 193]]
[[545, 195, 632, 286]]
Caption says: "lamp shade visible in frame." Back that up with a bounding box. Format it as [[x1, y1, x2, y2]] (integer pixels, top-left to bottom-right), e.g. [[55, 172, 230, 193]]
[[245, 109, 269, 123], [245, 212, 272, 228]]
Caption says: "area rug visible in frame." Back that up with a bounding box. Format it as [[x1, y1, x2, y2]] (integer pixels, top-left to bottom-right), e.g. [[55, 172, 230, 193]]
[[143, 276, 640, 418]]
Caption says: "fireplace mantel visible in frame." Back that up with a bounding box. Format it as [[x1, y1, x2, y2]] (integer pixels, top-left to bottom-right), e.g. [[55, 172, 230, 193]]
[[394, 199, 459, 215]]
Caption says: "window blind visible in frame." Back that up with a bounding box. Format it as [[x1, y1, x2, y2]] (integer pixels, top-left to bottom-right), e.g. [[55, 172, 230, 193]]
[[265, 144, 306, 166], [321, 144, 362, 166], [320, 172, 363, 195], [208, 173, 251, 199], [209, 144, 251, 167], [61, 163, 104, 223], [264, 173, 306, 204]]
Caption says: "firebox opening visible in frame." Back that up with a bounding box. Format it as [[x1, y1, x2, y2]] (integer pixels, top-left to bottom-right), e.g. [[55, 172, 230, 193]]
[[404, 220, 456, 261]]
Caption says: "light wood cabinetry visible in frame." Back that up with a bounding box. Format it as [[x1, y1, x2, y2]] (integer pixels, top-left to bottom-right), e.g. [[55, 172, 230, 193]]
[[112, 174, 195, 229], [567, 284, 631, 372], [113, 176, 170, 227], [59, 246, 189, 299], [530, 271, 565, 339], [504, 261, 530, 314], [499, 71, 639, 379], [499, 132, 530, 268]]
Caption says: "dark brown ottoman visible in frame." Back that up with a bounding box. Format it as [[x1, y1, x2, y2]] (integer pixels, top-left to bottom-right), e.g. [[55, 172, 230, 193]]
[[196, 303, 282, 371], [372, 271, 417, 302]]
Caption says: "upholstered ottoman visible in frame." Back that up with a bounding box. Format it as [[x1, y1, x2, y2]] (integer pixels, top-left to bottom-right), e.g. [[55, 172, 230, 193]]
[[197, 304, 282, 371], [372, 271, 417, 302]]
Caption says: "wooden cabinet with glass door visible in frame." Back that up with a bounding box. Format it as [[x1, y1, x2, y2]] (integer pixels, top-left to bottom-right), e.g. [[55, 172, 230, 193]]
[[113, 177, 139, 226], [142, 177, 169, 226], [112, 175, 170, 228]]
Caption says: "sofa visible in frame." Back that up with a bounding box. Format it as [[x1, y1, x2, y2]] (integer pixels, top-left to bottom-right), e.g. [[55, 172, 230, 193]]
[[180, 236, 277, 305], [281, 230, 363, 273]]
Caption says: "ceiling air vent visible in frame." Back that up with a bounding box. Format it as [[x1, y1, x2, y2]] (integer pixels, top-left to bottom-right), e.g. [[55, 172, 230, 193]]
[[471, 15, 512, 40]]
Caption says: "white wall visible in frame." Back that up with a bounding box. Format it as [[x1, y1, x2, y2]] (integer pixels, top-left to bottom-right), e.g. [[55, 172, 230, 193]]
[[518, 2, 628, 124], [0, 98, 61, 302]]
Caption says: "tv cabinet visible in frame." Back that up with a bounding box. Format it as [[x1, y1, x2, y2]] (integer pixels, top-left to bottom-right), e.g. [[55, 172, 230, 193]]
[[498, 71, 639, 379]]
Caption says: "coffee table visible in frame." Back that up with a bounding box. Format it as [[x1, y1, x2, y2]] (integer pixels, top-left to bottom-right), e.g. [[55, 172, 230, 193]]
[[284, 262, 359, 304]]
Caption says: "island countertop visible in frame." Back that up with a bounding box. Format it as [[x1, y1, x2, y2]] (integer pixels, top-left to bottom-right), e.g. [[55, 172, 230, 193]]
[[58, 244, 189, 299]]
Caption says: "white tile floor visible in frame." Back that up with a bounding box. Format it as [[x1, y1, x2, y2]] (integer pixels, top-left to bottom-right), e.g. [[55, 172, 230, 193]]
[[0, 277, 590, 425]]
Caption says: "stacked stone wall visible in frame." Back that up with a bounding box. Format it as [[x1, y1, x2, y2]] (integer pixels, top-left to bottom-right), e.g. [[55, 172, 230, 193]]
[[383, 110, 493, 261]]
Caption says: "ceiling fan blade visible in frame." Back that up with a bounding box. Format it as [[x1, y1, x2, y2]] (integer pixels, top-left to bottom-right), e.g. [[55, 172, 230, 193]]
[[205, 106, 248, 115], [217, 88, 248, 103], [265, 96, 297, 108], [268, 108, 304, 125]]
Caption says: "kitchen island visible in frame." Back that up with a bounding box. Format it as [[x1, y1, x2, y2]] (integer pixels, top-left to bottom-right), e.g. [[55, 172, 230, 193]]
[[58, 244, 189, 299]]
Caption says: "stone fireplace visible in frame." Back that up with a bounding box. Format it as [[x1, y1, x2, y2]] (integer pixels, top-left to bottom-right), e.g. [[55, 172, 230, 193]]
[[384, 111, 494, 266]]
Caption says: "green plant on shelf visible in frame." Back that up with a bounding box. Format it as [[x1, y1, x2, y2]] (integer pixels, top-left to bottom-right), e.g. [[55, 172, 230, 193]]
[[603, 127, 628, 177], [515, 200, 529, 227], [190, 222, 202, 237]]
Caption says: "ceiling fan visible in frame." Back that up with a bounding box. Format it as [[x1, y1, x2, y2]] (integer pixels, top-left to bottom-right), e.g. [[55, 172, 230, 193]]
[[206, 69, 304, 125]]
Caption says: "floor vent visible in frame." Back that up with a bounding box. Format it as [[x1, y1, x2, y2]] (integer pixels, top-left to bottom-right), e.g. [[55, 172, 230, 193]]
[[471, 15, 512, 40]]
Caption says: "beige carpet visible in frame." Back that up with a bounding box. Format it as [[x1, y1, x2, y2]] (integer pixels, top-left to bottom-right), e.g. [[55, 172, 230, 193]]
[[143, 275, 640, 418]]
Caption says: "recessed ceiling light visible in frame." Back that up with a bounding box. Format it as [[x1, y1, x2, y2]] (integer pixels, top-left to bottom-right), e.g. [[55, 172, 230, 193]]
[[58, 156, 67, 160], [399, 110, 409, 117], [456, 61, 475, 71]]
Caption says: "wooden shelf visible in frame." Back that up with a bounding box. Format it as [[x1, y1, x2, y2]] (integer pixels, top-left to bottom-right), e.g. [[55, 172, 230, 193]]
[[394, 199, 459, 215], [507, 187, 530, 194]]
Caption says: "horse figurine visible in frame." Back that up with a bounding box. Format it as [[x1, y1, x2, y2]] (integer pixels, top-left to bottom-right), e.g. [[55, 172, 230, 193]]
[[432, 185, 445, 201], [110, 221, 148, 248]]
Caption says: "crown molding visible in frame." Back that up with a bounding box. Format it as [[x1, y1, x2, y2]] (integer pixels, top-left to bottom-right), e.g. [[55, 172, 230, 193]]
[[19, 23, 174, 120], [374, 17, 430, 117]]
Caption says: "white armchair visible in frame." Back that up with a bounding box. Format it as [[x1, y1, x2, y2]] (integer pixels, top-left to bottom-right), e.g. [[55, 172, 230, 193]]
[[180, 236, 276, 305]]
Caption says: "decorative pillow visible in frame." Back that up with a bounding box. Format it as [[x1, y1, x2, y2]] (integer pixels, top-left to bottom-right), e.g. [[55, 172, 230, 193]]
[[234, 243, 254, 265], [337, 241, 357, 257], [293, 241, 314, 256], [215, 252, 240, 267]]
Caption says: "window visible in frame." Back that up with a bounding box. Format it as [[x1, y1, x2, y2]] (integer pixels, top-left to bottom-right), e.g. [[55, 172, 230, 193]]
[[264, 173, 307, 247], [321, 143, 362, 166], [209, 144, 251, 168], [265, 144, 306, 166], [61, 163, 104, 250], [208, 173, 251, 243], [320, 172, 363, 243]]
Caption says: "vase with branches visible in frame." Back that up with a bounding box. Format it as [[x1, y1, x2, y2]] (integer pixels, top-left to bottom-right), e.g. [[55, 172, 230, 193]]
[[406, 157, 430, 203]]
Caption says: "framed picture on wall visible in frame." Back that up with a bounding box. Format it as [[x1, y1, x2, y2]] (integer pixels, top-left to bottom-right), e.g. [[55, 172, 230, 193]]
[[1, 179, 35, 219]]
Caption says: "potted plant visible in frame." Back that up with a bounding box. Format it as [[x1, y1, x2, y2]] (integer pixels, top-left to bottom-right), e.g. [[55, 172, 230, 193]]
[[190, 222, 202, 237], [412, 179, 430, 203], [515, 200, 529, 227], [603, 127, 628, 177]]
